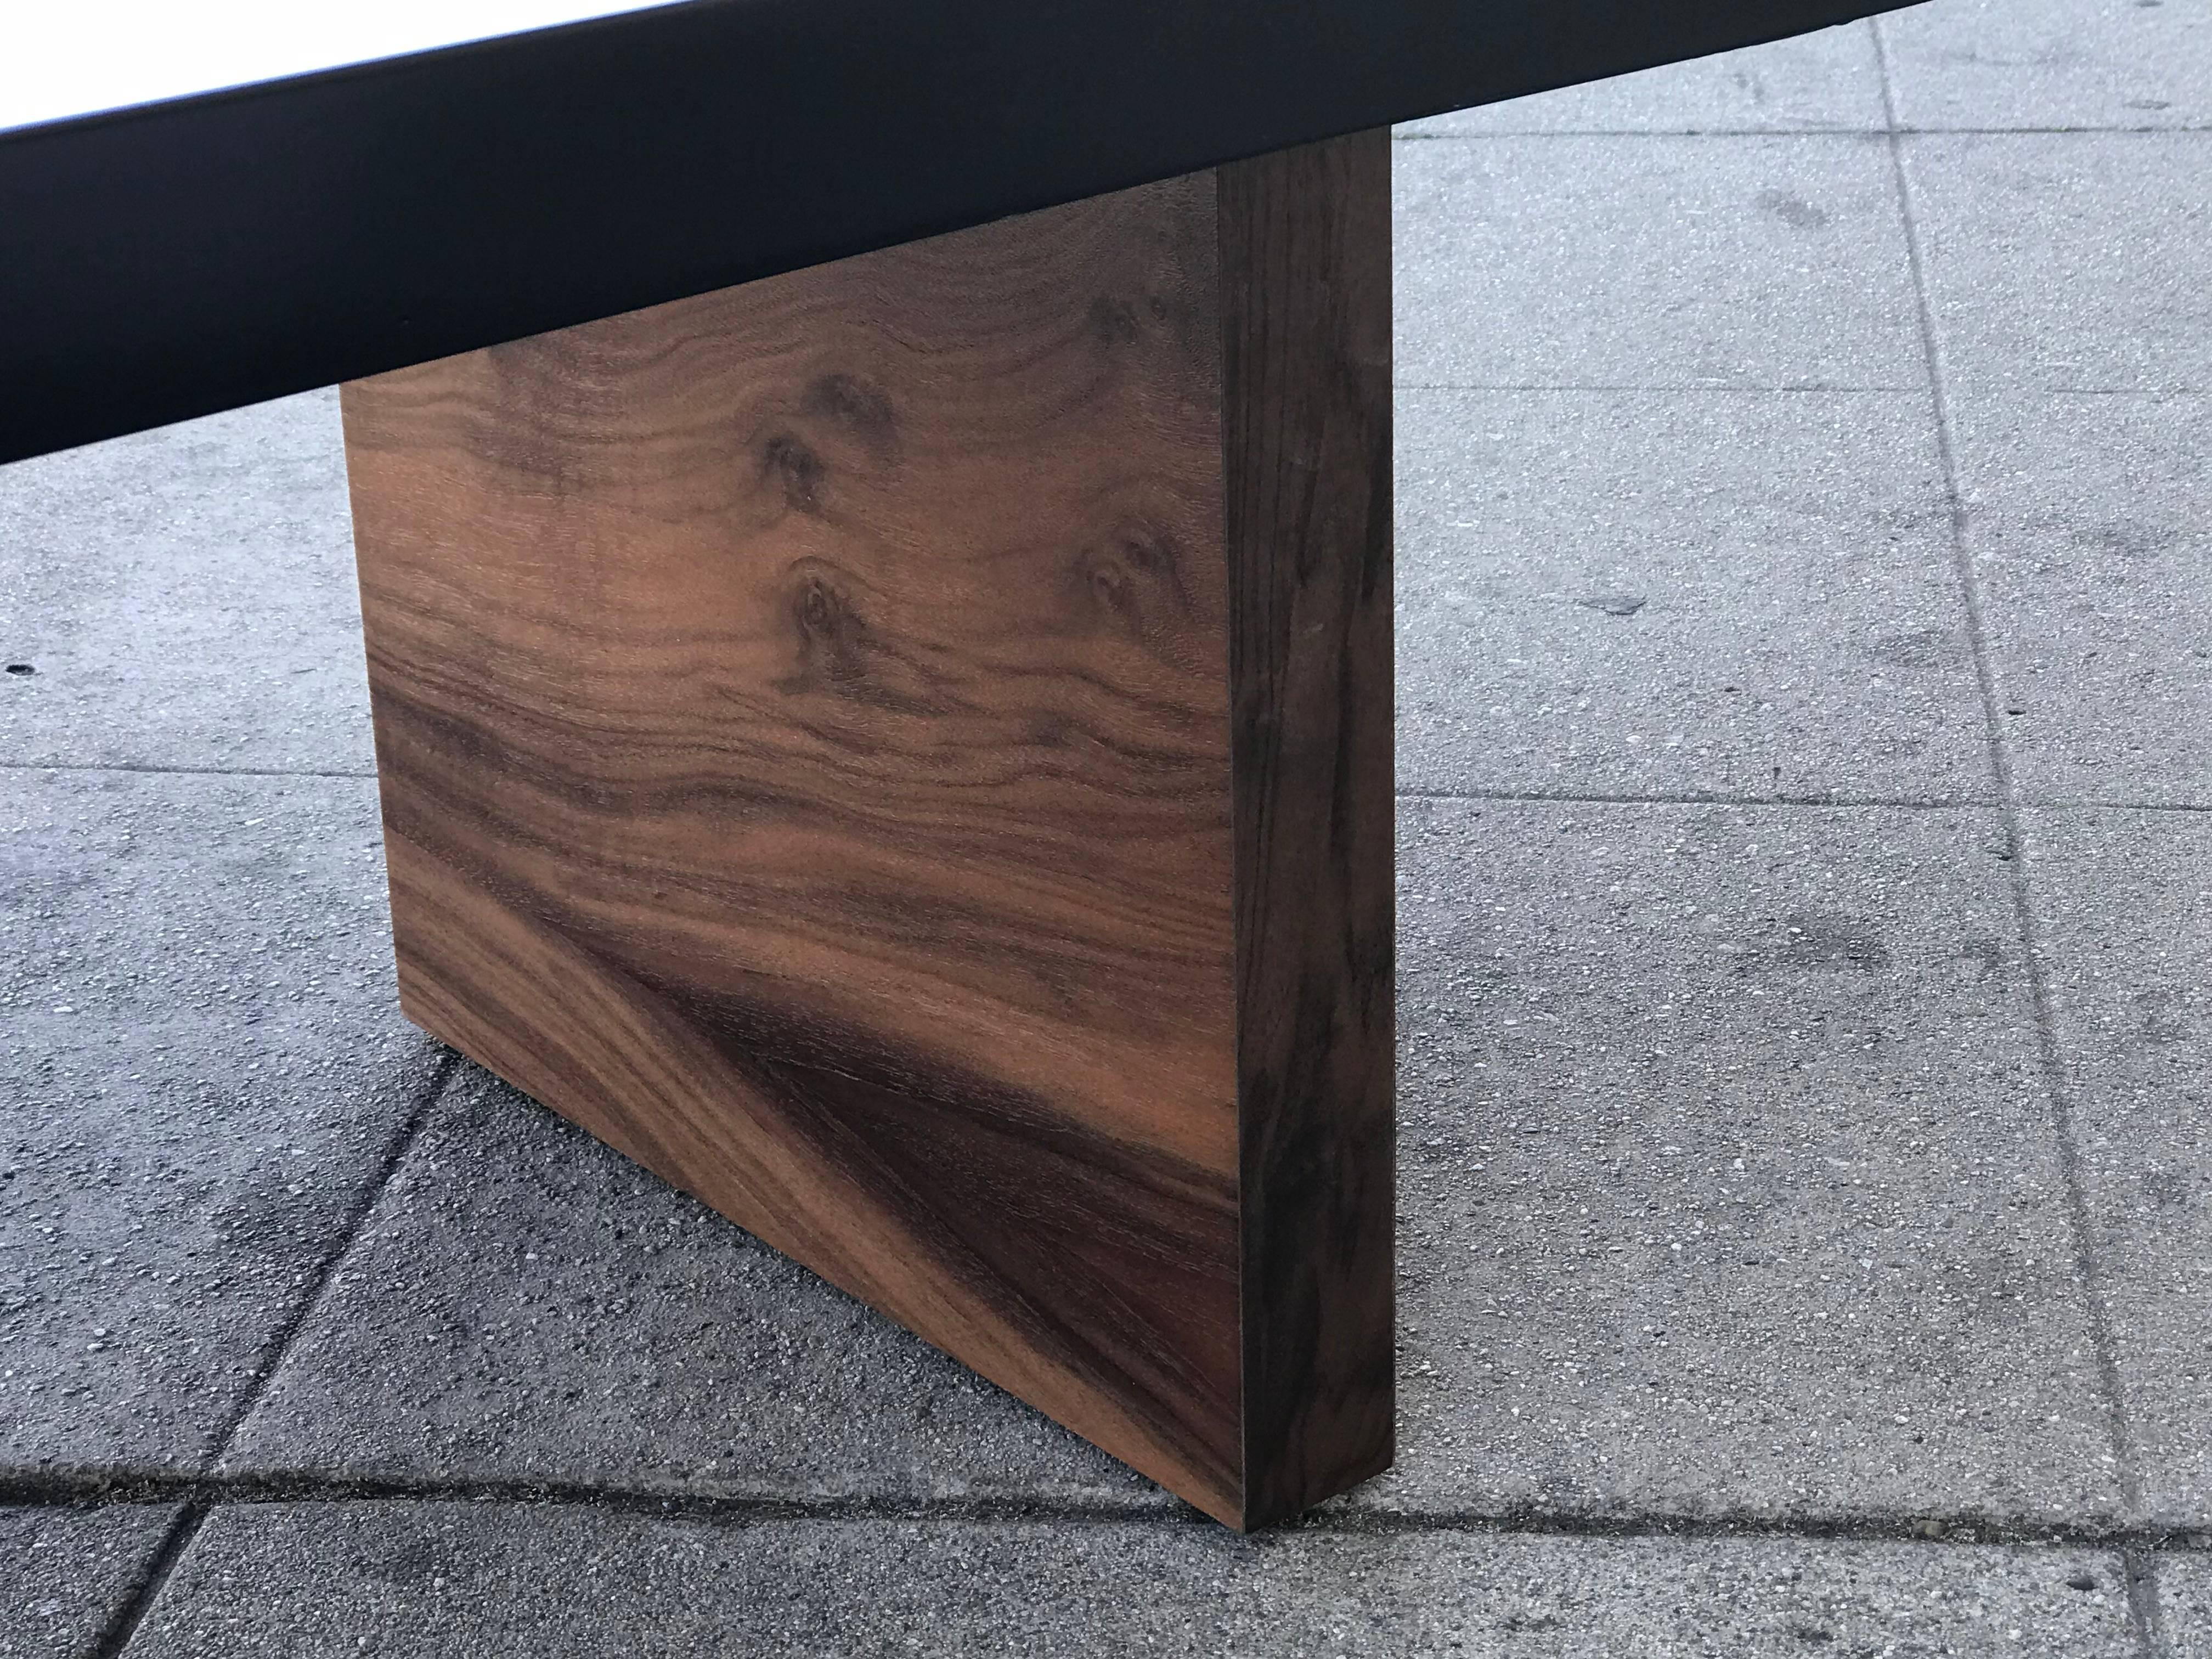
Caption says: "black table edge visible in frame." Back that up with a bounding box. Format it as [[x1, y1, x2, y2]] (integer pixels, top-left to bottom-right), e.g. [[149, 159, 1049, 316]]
[[0, 0, 1918, 464]]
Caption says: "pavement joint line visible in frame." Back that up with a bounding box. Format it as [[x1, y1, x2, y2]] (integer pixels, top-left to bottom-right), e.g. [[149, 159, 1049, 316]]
[[198, 1047, 465, 1471], [1389, 126, 2212, 140], [1397, 787, 1996, 810], [3, 1468, 2211, 1556], [0, 760, 377, 780], [1960, 390, 2212, 399], [1401, 386, 2212, 396], [75, 1050, 469, 1647], [0, 777, 2199, 816], [2123, 1548, 2175, 1659], [1396, 383, 2212, 397], [1890, 126, 2212, 138], [1403, 792, 2212, 817], [1395, 382, 1932, 393], [86, 1500, 206, 1659], [2018, 800, 2212, 816], [1391, 128, 1887, 140], [12, 765, 2194, 817], [1875, 18, 2153, 1633]]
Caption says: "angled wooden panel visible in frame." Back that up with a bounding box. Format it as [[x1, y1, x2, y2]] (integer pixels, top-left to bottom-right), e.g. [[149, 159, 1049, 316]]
[[342, 135, 1391, 1527]]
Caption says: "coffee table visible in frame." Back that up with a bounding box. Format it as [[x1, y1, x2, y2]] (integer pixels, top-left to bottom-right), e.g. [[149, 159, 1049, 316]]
[[1, 0, 1911, 1528]]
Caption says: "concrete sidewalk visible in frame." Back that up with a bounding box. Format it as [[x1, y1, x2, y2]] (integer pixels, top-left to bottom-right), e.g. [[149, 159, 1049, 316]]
[[4, 0, 2209, 1652]]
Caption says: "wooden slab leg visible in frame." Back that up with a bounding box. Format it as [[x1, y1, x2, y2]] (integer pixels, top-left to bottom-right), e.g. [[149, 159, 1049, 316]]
[[341, 130, 1392, 1530]]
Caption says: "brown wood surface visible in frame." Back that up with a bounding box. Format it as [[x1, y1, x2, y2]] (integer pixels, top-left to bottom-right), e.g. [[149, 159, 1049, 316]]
[[343, 133, 1391, 1528], [1225, 130, 1397, 1528]]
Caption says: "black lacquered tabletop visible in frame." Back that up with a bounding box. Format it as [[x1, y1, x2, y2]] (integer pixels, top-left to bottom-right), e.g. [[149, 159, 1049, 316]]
[[0, 0, 1912, 465]]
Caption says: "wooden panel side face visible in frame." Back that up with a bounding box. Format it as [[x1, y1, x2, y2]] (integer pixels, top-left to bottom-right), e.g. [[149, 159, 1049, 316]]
[[341, 174, 1245, 1521], [1222, 129, 1397, 1528]]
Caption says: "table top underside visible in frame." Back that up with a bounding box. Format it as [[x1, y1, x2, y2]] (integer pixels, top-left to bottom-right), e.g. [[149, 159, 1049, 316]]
[[0, 0, 1914, 464]]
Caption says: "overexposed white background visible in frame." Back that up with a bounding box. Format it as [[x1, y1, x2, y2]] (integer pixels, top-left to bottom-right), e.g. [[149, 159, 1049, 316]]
[[0, 0, 681, 132]]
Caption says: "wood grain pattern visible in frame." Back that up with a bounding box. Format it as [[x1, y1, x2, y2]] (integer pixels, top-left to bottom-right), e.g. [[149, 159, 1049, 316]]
[[1225, 129, 1397, 1528], [343, 135, 1391, 1528]]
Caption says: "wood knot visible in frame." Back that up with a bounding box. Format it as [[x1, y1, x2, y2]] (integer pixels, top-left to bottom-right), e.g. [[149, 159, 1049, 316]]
[[761, 432, 825, 514], [792, 569, 856, 661], [1088, 295, 1142, 348], [1074, 527, 1188, 645], [802, 373, 899, 460], [778, 560, 944, 718]]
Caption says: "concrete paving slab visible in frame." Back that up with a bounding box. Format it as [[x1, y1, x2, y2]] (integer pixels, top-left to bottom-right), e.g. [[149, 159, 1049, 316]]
[[1904, 134, 2212, 393], [222, 1063, 1158, 1510], [129, 1503, 2140, 1657], [0, 770, 444, 1477], [0, 391, 372, 775], [1362, 798, 2120, 1527], [1400, 24, 1885, 136], [1950, 393, 2212, 807], [0, 1503, 180, 1659], [2022, 809, 2212, 1528], [1881, 0, 2212, 132], [1394, 134, 1923, 392], [229, 799, 2122, 1528], [2165, 1554, 2212, 1659], [1397, 387, 1985, 802]]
